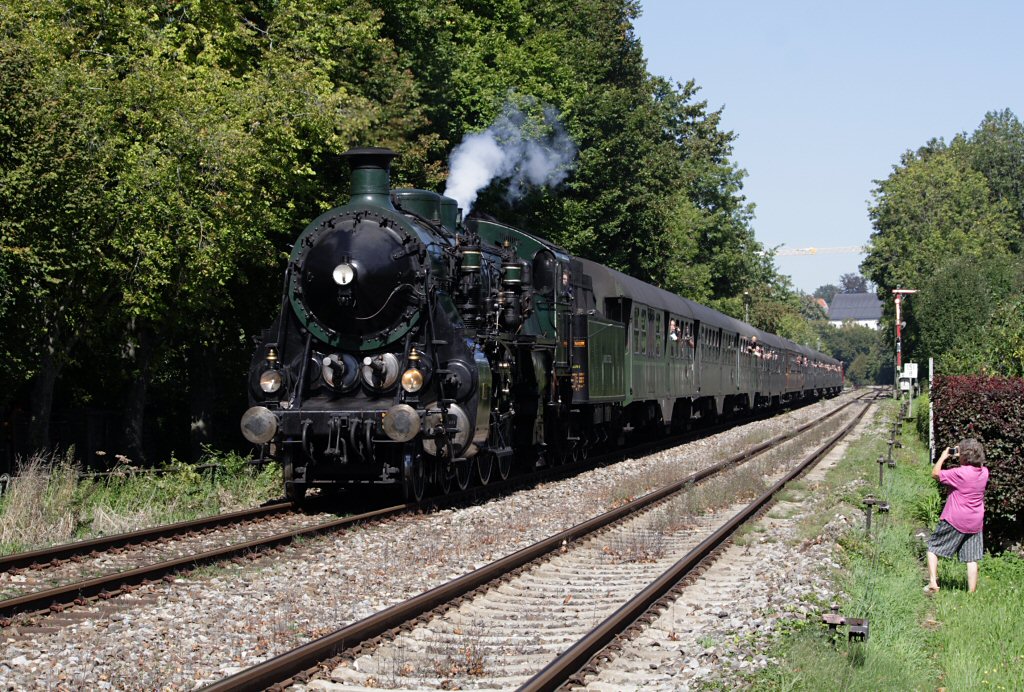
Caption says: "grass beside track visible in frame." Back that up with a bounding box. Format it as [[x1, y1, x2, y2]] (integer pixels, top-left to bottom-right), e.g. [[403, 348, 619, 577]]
[[0, 450, 281, 554], [750, 399, 1024, 691]]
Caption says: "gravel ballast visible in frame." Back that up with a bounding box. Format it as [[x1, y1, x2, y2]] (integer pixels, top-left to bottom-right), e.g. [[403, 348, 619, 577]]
[[0, 394, 862, 690]]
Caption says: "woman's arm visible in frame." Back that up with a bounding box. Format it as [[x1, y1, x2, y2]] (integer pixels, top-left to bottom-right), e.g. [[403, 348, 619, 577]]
[[932, 447, 951, 480]]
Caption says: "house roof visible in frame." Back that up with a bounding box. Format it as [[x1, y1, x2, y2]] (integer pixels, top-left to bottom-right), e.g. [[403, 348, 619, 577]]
[[828, 292, 882, 322]]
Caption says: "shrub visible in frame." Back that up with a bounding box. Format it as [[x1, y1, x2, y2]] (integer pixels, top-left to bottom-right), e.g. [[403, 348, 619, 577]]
[[913, 391, 930, 442], [931, 375, 1024, 544]]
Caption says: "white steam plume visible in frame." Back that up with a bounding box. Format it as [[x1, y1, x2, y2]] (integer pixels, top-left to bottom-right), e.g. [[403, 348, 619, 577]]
[[444, 101, 577, 215]]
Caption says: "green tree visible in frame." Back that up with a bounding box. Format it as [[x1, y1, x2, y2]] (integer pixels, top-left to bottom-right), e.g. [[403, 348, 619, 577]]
[[863, 140, 1016, 361], [984, 295, 1024, 376], [2, 0, 815, 463], [864, 111, 1024, 377], [815, 321, 889, 384], [864, 144, 1014, 294], [0, 0, 119, 446], [839, 272, 869, 293], [913, 253, 1024, 374], [372, 0, 770, 305], [963, 109, 1024, 237], [814, 283, 840, 304], [2, 0, 430, 458]]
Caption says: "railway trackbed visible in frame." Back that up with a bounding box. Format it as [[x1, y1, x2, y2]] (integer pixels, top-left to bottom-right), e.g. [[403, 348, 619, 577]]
[[201, 395, 875, 691], [0, 503, 401, 625], [0, 396, 858, 629]]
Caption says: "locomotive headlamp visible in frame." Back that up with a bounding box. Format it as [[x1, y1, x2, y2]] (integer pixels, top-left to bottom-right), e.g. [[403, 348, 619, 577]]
[[332, 262, 356, 286], [400, 349, 425, 393], [259, 369, 283, 394], [401, 368, 424, 393], [240, 406, 278, 445]]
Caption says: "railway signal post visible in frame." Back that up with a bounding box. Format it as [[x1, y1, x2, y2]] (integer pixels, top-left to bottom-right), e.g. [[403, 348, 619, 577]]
[[892, 289, 917, 398]]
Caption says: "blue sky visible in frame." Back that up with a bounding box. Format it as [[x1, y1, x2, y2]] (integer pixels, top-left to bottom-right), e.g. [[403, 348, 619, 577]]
[[633, 1, 1024, 294]]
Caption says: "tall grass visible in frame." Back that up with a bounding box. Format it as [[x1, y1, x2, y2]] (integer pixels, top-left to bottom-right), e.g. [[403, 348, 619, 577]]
[[752, 401, 1024, 691], [0, 449, 281, 555], [0, 450, 80, 552]]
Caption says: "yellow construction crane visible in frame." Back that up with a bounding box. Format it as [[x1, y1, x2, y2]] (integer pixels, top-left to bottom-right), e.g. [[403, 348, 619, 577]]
[[775, 246, 866, 256]]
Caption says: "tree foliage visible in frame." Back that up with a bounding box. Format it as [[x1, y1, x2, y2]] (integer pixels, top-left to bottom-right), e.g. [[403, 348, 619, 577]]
[[814, 283, 840, 304], [818, 322, 890, 386], [863, 110, 1024, 377], [2, 0, 429, 458], [839, 273, 868, 293], [1, 0, 801, 462]]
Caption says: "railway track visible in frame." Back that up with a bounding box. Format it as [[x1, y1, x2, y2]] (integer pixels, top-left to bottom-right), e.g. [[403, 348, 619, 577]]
[[0, 503, 391, 625], [0, 396, 847, 627], [200, 393, 874, 690]]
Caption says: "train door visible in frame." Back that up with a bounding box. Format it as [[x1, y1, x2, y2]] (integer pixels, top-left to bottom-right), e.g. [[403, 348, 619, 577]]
[[605, 296, 634, 405], [715, 328, 724, 394], [682, 320, 695, 393], [692, 321, 701, 394], [650, 308, 662, 397], [667, 313, 680, 393], [631, 303, 648, 402], [730, 332, 740, 392]]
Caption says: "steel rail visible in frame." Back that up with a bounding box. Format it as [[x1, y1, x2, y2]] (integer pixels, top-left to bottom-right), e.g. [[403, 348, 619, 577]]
[[0, 396, 850, 623], [519, 399, 874, 691], [202, 397, 860, 692], [0, 502, 294, 573], [0, 503, 408, 621]]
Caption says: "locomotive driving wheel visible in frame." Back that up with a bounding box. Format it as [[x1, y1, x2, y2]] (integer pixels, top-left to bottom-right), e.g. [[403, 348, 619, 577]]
[[453, 458, 472, 491], [402, 452, 426, 502], [282, 450, 307, 503], [497, 452, 512, 480], [476, 452, 493, 486], [437, 464, 453, 494]]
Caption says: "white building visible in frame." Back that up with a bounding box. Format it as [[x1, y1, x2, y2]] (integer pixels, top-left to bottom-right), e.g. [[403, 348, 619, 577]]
[[828, 293, 882, 329]]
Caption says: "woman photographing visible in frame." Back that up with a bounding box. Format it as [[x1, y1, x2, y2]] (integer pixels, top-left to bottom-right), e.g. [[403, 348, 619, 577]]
[[925, 438, 988, 593]]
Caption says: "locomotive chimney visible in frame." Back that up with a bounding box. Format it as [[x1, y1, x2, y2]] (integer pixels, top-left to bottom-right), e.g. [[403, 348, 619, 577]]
[[343, 147, 396, 209]]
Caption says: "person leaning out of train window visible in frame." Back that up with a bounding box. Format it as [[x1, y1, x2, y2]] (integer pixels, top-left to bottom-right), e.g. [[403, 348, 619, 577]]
[[668, 319, 681, 341], [925, 438, 989, 594]]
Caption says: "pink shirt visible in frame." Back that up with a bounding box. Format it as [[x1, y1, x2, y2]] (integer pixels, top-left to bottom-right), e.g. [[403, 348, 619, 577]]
[[939, 465, 989, 534]]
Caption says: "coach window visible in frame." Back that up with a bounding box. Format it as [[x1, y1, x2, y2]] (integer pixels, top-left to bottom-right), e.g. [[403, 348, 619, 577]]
[[653, 311, 663, 357], [639, 308, 648, 355], [632, 306, 641, 354]]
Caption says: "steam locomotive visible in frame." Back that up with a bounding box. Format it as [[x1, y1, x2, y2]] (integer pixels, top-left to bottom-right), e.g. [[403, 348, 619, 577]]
[[240, 147, 843, 502]]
